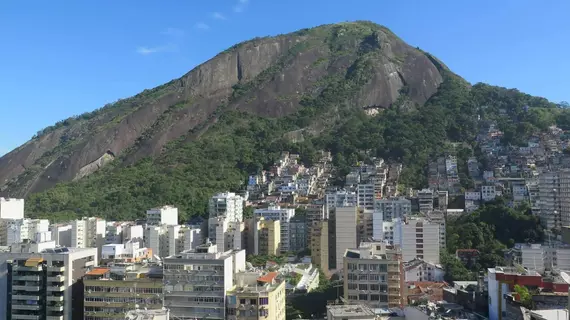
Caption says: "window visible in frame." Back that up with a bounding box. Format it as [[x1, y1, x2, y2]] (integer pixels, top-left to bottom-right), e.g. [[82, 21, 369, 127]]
[[370, 284, 379, 291], [259, 298, 268, 305], [358, 274, 368, 281], [240, 299, 246, 305], [378, 265, 387, 272], [359, 294, 368, 301], [370, 294, 380, 301], [250, 299, 257, 305], [369, 274, 379, 281], [359, 284, 368, 290], [348, 283, 357, 290]]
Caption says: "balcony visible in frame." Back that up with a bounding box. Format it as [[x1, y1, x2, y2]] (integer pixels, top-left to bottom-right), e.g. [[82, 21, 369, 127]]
[[47, 266, 65, 272], [12, 285, 41, 291], [13, 265, 42, 272], [12, 315, 40, 320], [12, 295, 40, 301], [47, 305, 64, 312], [47, 285, 64, 292], [47, 275, 64, 282], [12, 304, 41, 311], [13, 275, 41, 281], [47, 296, 64, 302]]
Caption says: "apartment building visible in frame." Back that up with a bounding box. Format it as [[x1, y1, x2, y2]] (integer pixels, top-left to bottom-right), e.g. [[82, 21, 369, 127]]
[[0, 240, 98, 320], [325, 191, 357, 214], [289, 216, 307, 253], [209, 192, 244, 222], [335, 206, 358, 271], [0, 197, 24, 219], [146, 206, 179, 226], [209, 218, 244, 252], [71, 217, 106, 258], [394, 217, 441, 264], [100, 240, 152, 262], [309, 220, 329, 272], [51, 224, 72, 247], [0, 218, 49, 246], [162, 242, 246, 319], [226, 271, 286, 320], [83, 263, 163, 320], [508, 243, 570, 272], [145, 225, 203, 259], [538, 170, 570, 229], [343, 242, 403, 308], [374, 197, 412, 222], [357, 184, 375, 211], [254, 206, 295, 253], [404, 258, 445, 282], [417, 189, 434, 213], [357, 208, 374, 245], [250, 218, 281, 256]]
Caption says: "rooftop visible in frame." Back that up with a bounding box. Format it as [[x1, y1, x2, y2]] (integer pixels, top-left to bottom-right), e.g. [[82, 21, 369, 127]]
[[257, 272, 278, 283], [86, 268, 110, 276], [327, 304, 375, 317]]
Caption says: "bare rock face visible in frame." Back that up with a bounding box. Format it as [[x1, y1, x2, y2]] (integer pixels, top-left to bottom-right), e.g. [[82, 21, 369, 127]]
[[0, 21, 445, 197]]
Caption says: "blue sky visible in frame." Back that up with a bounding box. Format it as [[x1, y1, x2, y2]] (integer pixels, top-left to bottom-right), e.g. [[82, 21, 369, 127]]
[[1, 0, 569, 156]]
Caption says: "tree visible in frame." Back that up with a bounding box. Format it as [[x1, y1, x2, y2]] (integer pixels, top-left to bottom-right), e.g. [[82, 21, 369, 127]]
[[514, 285, 532, 308]]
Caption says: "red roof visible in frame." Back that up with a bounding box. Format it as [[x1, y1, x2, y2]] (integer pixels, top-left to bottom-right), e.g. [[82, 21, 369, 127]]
[[85, 268, 110, 276], [257, 272, 278, 283]]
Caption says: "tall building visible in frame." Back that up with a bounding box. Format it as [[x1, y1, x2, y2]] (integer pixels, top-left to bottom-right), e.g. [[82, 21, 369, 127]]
[[0, 197, 24, 220], [417, 189, 434, 213], [343, 242, 403, 308], [51, 224, 72, 247], [209, 217, 244, 252], [539, 170, 570, 230], [357, 184, 375, 211], [393, 217, 441, 264], [289, 216, 307, 253], [226, 271, 286, 320], [146, 206, 179, 226], [209, 192, 244, 222], [254, 206, 295, 253], [325, 191, 357, 214], [250, 218, 281, 256], [335, 206, 358, 271], [0, 241, 98, 320], [357, 208, 373, 245], [374, 197, 412, 222], [163, 242, 246, 319], [83, 264, 163, 319], [144, 225, 202, 259], [71, 217, 106, 258], [309, 220, 329, 272]]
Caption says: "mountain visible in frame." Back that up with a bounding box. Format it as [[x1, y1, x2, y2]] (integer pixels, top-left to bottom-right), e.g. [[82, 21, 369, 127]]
[[0, 21, 562, 222]]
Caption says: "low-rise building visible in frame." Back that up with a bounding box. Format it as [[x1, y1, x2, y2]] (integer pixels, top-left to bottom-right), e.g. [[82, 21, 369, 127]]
[[226, 271, 286, 320], [343, 242, 403, 308], [83, 263, 164, 319], [326, 304, 375, 320]]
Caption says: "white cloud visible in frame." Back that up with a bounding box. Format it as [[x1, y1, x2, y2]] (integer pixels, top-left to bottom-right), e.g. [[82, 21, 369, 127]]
[[161, 27, 184, 38], [233, 0, 249, 13], [195, 22, 210, 30], [136, 44, 176, 55], [212, 12, 226, 20]]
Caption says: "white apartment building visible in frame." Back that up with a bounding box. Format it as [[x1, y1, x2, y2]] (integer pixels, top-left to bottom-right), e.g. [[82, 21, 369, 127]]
[[163, 242, 246, 319], [254, 206, 295, 253], [71, 217, 106, 259], [146, 205, 179, 225], [0, 240, 98, 320], [1, 218, 49, 246], [101, 240, 149, 261], [538, 170, 570, 229], [325, 191, 357, 214], [335, 206, 358, 270], [357, 184, 375, 211], [209, 192, 244, 222], [417, 189, 434, 213], [343, 242, 403, 308], [510, 243, 570, 272], [123, 224, 144, 245], [145, 224, 203, 259], [374, 197, 412, 222], [404, 258, 445, 282], [0, 197, 24, 219], [394, 217, 441, 264], [50, 223, 72, 247]]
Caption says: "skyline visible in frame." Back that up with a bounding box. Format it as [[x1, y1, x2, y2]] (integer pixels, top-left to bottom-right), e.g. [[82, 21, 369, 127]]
[[1, 0, 569, 156]]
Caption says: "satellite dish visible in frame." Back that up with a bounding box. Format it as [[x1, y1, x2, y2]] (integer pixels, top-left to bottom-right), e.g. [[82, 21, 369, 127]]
[[560, 272, 570, 284]]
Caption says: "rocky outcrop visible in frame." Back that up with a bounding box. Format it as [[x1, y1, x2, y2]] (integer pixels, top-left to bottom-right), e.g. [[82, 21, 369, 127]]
[[0, 21, 445, 197]]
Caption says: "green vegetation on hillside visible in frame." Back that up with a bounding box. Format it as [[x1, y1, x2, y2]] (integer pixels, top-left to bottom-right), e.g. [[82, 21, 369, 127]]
[[443, 198, 544, 282]]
